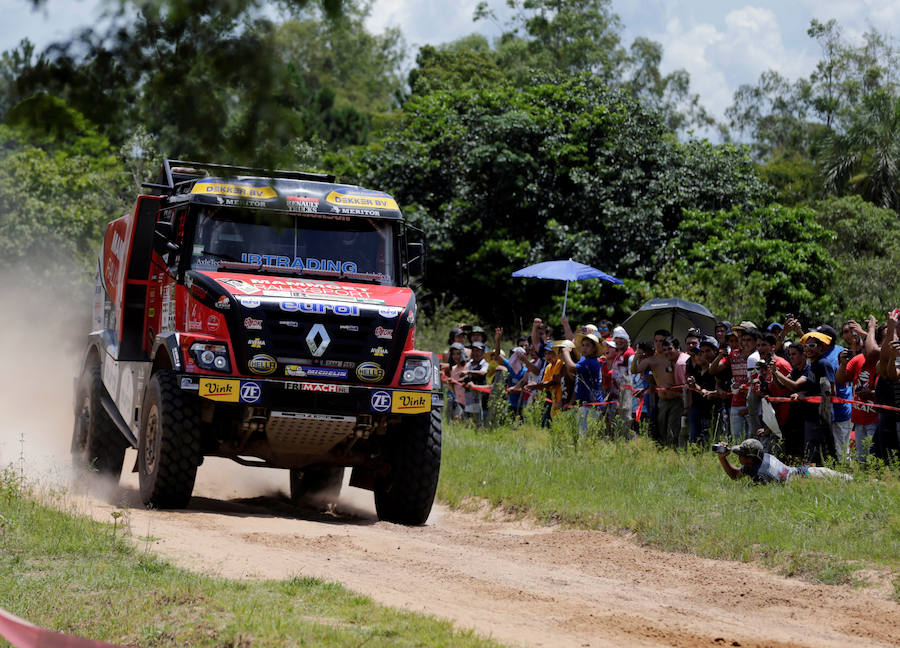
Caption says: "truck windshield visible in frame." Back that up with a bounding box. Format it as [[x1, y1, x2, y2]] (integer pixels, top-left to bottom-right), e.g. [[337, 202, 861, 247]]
[[190, 208, 396, 284]]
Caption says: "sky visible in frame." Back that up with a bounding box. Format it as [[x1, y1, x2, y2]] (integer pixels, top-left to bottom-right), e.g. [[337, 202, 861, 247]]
[[3, 0, 899, 129]]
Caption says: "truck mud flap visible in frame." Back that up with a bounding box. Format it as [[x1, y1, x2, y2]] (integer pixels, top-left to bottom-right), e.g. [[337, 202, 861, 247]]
[[100, 392, 138, 448]]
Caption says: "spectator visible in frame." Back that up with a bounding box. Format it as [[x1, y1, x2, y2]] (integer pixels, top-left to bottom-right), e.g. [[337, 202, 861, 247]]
[[633, 335, 688, 446], [610, 326, 636, 424], [709, 321, 759, 443], [447, 342, 468, 420], [816, 323, 852, 462], [715, 438, 852, 483], [461, 341, 489, 423], [560, 332, 604, 436], [492, 328, 529, 417], [874, 309, 900, 460], [526, 341, 568, 425], [836, 317, 882, 462], [754, 333, 793, 454], [468, 325, 487, 347], [685, 336, 720, 444], [599, 337, 621, 433], [795, 331, 837, 465], [714, 321, 732, 350], [772, 341, 811, 462], [597, 320, 614, 340]]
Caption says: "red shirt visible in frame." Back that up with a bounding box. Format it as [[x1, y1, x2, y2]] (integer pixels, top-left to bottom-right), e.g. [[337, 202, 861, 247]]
[[844, 353, 879, 426], [725, 349, 749, 408], [762, 356, 793, 425]]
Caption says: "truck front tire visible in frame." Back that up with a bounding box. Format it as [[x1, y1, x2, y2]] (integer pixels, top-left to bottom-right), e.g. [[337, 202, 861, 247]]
[[71, 364, 128, 479], [374, 408, 442, 525], [138, 371, 202, 509]]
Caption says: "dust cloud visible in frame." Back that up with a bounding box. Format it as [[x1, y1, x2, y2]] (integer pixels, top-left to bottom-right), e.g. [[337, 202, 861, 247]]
[[0, 272, 376, 517]]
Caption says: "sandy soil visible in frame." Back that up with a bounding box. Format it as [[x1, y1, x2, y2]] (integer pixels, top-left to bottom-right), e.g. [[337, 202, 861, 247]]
[[3, 282, 899, 648], [55, 456, 896, 648]]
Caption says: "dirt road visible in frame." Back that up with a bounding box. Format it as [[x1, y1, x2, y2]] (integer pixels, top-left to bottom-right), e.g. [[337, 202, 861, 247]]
[[62, 456, 898, 648]]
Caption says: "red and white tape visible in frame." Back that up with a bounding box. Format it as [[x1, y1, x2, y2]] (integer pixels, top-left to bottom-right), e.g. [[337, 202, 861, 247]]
[[0, 607, 124, 648]]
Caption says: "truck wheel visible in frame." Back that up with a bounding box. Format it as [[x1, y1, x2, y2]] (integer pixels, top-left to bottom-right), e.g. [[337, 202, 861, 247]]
[[138, 371, 202, 509], [289, 466, 345, 503], [71, 364, 128, 479], [374, 408, 442, 525]]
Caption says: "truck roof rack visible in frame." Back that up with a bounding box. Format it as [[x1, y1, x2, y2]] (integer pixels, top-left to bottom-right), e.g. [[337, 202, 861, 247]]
[[141, 159, 336, 195]]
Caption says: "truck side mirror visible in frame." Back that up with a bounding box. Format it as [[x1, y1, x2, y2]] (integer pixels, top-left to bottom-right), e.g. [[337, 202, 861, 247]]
[[406, 241, 425, 279], [153, 221, 178, 256]]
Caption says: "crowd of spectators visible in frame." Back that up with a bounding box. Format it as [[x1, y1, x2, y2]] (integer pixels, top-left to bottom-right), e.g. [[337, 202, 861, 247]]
[[439, 310, 900, 467]]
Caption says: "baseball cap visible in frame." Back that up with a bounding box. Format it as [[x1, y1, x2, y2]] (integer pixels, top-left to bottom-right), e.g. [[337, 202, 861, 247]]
[[470, 341, 486, 350], [816, 324, 838, 345], [732, 321, 759, 333], [730, 438, 764, 460], [766, 322, 784, 333], [799, 332, 832, 346], [699, 336, 719, 350], [449, 342, 466, 352], [605, 337, 617, 348]]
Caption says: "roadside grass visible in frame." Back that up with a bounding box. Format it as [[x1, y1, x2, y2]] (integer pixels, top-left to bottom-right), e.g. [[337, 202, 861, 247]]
[[437, 412, 900, 596], [0, 468, 500, 648]]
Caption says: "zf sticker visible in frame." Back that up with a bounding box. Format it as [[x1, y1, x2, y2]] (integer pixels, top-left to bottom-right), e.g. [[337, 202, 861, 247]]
[[199, 379, 239, 402], [370, 390, 392, 412], [240, 382, 262, 404]]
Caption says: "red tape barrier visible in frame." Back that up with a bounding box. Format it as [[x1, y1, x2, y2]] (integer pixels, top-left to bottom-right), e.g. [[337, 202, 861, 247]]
[[0, 607, 124, 648]]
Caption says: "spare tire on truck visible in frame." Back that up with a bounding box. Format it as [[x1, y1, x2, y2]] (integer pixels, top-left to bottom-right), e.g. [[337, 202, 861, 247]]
[[138, 370, 202, 509], [374, 408, 442, 525]]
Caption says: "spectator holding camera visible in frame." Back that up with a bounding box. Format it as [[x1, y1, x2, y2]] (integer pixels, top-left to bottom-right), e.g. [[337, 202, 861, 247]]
[[714, 439, 851, 483]]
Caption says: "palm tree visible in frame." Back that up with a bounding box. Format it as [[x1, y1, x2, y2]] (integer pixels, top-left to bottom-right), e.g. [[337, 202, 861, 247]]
[[822, 89, 900, 212]]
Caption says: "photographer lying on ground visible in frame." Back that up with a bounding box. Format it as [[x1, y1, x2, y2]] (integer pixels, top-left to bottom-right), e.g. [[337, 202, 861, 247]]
[[714, 438, 852, 483]]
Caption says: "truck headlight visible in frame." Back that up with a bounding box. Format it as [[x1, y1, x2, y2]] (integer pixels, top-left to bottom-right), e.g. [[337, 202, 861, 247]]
[[400, 356, 431, 386], [190, 342, 231, 373]]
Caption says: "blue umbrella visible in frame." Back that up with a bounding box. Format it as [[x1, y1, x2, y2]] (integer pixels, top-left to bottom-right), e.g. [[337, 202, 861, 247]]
[[512, 258, 623, 317]]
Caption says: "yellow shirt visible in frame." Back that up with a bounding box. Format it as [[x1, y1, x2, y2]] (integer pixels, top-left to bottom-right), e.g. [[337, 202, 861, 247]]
[[541, 359, 565, 414]]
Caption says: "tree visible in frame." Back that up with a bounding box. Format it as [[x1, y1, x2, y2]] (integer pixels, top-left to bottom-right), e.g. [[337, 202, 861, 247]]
[[813, 195, 900, 321], [653, 205, 836, 324], [821, 89, 900, 212], [327, 74, 770, 326]]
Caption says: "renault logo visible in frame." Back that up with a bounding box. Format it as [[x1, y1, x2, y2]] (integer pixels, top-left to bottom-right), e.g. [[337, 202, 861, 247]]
[[306, 324, 330, 357]]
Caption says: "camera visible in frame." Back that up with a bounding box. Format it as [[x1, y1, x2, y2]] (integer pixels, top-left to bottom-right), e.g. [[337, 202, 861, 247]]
[[712, 443, 728, 454]]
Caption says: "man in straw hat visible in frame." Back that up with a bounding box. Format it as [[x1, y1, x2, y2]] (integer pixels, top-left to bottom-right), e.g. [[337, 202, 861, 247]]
[[560, 332, 604, 436]]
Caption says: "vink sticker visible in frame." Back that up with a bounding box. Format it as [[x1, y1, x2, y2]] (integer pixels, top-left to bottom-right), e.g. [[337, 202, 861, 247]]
[[378, 307, 402, 319], [370, 390, 392, 412], [240, 381, 262, 404], [356, 362, 385, 382]]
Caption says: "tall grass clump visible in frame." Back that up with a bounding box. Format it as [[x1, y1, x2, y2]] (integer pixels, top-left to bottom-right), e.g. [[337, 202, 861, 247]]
[[438, 419, 900, 587]]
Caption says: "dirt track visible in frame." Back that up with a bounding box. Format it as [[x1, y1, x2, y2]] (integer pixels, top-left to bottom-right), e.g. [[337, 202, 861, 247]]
[[62, 456, 898, 648]]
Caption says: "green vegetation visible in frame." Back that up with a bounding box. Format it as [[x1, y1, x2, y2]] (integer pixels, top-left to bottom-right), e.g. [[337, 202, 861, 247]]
[[438, 415, 900, 591], [0, 467, 499, 647]]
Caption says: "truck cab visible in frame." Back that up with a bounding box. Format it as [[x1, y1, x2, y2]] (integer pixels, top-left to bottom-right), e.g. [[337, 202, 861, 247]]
[[72, 160, 442, 525]]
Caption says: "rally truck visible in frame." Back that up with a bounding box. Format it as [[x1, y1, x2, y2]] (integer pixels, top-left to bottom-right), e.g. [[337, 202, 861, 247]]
[[72, 159, 442, 525]]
